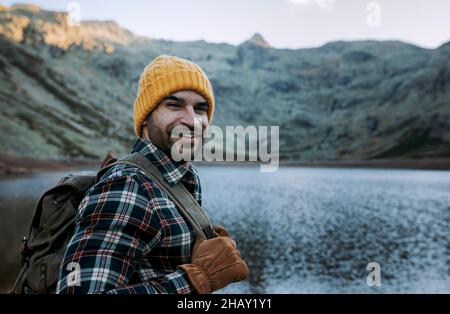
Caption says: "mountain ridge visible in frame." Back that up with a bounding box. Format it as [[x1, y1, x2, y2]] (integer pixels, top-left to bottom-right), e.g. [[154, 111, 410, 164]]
[[0, 4, 449, 162]]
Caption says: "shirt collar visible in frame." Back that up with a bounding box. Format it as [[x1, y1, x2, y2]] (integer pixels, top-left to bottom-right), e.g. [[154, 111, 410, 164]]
[[130, 137, 197, 187]]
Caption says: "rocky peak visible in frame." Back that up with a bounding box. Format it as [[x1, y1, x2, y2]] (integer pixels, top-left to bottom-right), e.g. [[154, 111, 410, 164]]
[[241, 33, 271, 48], [80, 20, 144, 46], [0, 5, 146, 51], [10, 3, 42, 12]]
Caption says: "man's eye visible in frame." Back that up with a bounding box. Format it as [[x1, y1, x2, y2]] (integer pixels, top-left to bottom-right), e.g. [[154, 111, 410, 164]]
[[167, 103, 180, 108], [195, 107, 208, 113]]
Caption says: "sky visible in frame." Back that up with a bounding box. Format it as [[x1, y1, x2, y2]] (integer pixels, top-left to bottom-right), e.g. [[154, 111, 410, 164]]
[[1, 0, 450, 49]]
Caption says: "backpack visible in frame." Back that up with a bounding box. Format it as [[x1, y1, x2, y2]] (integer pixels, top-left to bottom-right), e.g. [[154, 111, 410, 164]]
[[10, 152, 214, 294]]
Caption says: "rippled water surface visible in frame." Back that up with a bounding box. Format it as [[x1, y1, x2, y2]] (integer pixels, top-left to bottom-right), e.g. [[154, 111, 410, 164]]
[[198, 166, 450, 293]]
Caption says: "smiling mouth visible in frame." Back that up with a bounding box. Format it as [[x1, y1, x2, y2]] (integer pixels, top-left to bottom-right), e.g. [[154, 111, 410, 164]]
[[173, 133, 198, 143]]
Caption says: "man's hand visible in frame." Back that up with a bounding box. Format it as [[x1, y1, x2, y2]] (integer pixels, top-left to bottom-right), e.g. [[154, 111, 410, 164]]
[[178, 229, 249, 294]]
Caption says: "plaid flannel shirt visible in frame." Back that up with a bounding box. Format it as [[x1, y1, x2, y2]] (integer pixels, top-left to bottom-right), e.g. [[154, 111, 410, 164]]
[[56, 137, 202, 294]]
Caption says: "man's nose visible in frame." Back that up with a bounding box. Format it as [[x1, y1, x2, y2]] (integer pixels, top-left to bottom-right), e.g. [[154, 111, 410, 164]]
[[179, 106, 200, 130]]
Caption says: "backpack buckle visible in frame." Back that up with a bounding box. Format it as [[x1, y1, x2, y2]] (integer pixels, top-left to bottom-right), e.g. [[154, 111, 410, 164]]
[[19, 235, 32, 266]]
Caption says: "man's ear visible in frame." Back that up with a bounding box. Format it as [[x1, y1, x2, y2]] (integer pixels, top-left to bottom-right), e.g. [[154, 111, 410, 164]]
[[141, 113, 153, 140], [141, 123, 148, 140]]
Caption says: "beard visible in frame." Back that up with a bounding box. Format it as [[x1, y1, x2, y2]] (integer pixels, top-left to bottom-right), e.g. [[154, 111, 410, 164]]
[[168, 127, 204, 161], [146, 122, 204, 162]]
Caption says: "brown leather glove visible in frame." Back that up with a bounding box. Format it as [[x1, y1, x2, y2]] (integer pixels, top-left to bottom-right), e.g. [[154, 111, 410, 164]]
[[178, 234, 249, 294]]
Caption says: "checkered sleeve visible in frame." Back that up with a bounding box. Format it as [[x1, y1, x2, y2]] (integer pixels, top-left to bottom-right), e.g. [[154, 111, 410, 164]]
[[56, 172, 194, 294]]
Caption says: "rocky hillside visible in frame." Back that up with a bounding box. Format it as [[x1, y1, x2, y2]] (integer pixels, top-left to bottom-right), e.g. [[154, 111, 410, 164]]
[[1, 4, 449, 161]]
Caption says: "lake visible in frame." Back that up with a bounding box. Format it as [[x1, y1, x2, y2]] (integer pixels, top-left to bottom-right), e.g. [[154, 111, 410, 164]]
[[0, 166, 449, 293]]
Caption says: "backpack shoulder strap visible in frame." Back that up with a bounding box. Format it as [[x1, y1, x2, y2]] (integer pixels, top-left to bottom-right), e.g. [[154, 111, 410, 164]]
[[99, 152, 214, 239]]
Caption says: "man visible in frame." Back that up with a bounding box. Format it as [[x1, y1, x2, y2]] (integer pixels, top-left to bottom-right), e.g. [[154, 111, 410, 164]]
[[56, 55, 249, 294]]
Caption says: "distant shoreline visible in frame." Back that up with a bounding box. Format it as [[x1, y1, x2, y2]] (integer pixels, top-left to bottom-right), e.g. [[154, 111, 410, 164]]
[[1, 152, 449, 178], [276, 159, 450, 170], [194, 159, 450, 170], [0, 152, 99, 177]]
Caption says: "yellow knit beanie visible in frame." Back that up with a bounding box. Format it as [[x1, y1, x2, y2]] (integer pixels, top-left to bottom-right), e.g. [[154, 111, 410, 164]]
[[133, 55, 215, 137]]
